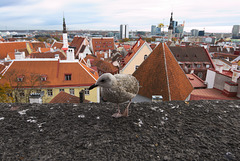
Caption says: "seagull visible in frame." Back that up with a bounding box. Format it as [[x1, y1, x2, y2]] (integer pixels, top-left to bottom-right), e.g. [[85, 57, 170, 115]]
[[89, 73, 139, 118]]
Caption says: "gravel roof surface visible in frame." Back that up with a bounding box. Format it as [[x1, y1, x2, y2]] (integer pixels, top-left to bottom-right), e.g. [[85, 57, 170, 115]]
[[0, 100, 240, 160]]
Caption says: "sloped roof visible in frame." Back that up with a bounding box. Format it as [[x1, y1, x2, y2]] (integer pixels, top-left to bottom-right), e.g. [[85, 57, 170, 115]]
[[209, 46, 235, 54], [0, 42, 28, 59], [91, 37, 115, 54], [52, 41, 63, 49], [169, 46, 212, 62], [186, 73, 207, 89], [70, 36, 85, 55], [133, 43, 193, 101], [49, 91, 89, 103], [0, 60, 98, 88], [0, 64, 5, 73], [84, 55, 118, 74], [39, 48, 51, 53], [31, 42, 46, 51], [29, 51, 66, 60], [121, 38, 146, 67]]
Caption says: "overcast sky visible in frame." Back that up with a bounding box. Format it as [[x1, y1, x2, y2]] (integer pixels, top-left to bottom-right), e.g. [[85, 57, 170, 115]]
[[0, 0, 239, 33]]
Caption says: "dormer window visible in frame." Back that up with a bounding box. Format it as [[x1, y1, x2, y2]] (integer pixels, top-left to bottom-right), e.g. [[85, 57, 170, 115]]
[[65, 74, 72, 81], [40, 74, 47, 81], [17, 75, 24, 82]]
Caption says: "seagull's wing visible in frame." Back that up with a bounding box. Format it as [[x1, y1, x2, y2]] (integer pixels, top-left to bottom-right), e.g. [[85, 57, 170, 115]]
[[115, 74, 139, 96]]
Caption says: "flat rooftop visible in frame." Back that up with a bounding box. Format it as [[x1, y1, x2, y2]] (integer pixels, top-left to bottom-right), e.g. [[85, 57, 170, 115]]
[[0, 100, 239, 160]]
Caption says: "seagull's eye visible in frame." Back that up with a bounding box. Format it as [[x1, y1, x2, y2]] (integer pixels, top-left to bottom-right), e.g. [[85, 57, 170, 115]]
[[100, 79, 105, 83]]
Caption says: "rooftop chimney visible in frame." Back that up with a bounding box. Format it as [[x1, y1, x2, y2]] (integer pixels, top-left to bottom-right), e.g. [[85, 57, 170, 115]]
[[67, 48, 75, 61], [79, 90, 85, 103]]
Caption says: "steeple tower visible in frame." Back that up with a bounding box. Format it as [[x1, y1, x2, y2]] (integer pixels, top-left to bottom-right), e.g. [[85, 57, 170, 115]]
[[62, 13, 68, 52], [168, 12, 173, 41]]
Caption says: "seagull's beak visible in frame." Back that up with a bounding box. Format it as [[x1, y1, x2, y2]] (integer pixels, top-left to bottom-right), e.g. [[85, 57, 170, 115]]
[[89, 84, 98, 90]]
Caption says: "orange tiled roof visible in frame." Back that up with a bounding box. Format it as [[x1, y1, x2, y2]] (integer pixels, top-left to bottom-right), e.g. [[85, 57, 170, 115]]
[[0, 42, 28, 59], [0, 64, 5, 73], [91, 37, 115, 54], [70, 36, 85, 55], [190, 89, 239, 100], [133, 43, 193, 101], [40, 48, 51, 52], [52, 41, 63, 49], [0, 60, 98, 88], [84, 55, 118, 74], [49, 91, 89, 103], [186, 73, 207, 89], [121, 38, 145, 67], [29, 51, 66, 60], [31, 42, 47, 51]]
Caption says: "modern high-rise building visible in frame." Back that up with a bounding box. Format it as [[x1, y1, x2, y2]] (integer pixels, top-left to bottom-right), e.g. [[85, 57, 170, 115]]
[[151, 25, 156, 35], [120, 24, 129, 39], [232, 25, 240, 38], [191, 29, 199, 37]]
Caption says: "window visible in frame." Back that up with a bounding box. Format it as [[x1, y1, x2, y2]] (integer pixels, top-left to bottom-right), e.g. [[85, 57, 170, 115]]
[[41, 77, 47, 81], [135, 65, 140, 71], [59, 89, 64, 92], [19, 90, 25, 97], [47, 89, 53, 96], [206, 64, 210, 68], [186, 64, 191, 68], [85, 88, 89, 95], [197, 72, 203, 78], [144, 55, 148, 60], [17, 75, 24, 82], [36, 89, 41, 94], [196, 64, 201, 68], [65, 74, 72, 81], [69, 88, 74, 95], [40, 75, 47, 81], [17, 78, 23, 82]]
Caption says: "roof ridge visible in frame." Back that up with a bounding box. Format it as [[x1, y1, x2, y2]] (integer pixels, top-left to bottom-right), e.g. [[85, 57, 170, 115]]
[[78, 62, 97, 81], [163, 43, 171, 101]]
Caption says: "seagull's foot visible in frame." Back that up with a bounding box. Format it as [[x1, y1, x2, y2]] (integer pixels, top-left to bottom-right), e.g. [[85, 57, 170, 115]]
[[112, 112, 123, 118], [122, 108, 129, 117]]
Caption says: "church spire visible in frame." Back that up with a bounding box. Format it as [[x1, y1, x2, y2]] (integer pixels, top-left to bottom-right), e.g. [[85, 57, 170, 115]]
[[62, 12, 68, 52], [168, 12, 173, 30], [63, 13, 67, 33]]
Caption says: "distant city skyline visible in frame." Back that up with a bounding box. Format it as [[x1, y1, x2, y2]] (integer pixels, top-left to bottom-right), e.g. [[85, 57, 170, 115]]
[[0, 0, 239, 33]]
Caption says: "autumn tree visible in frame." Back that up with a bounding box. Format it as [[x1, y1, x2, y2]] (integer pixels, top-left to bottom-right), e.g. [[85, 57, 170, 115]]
[[3, 70, 49, 103]]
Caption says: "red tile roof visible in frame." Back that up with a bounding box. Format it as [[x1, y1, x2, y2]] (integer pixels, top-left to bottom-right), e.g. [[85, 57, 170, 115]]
[[29, 51, 66, 60], [133, 43, 193, 101], [190, 89, 239, 100], [31, 42, 47, 51], [0, 42, 28, 59], [84, 55, 118, 74], [91, 37, 115, 54], [0, 60, 98, 88], [52, 41, 63, 49], [70, 36, 85, 56], [49, 91, 89, 103], [121, 38, 146, 67], [0, 64, 5, 73], [186, 73, 207, 89], [39, 48, 51, 53]]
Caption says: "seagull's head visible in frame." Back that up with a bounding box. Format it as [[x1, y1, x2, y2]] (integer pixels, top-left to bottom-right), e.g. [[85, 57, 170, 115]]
[[89, 73, 116, 90]]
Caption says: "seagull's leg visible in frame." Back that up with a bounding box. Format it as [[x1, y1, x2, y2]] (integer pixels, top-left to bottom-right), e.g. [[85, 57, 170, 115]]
[[122, 100, 132, 117], [112, 103, 123, 118]]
